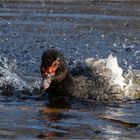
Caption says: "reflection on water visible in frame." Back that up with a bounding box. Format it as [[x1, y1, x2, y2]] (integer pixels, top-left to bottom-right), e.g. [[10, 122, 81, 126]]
[[0, 0, 140, 139], [37, 96, 70, 138], [0, 95, 140, 139]]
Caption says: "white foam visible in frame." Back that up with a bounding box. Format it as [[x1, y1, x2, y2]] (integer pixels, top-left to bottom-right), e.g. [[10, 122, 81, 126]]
[[0, 56, 27, 90], [105, 55, 126, 89], [85, 54, 140, 99], [0, 56, 40, 92]]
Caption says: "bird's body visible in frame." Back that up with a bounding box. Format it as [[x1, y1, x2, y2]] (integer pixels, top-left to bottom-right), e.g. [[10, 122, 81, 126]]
[[40, 49, 126, 102]]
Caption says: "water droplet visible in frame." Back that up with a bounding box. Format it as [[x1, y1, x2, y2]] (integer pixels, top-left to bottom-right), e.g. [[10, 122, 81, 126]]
[[113, 43, 117, 47], [85, 44, 89, 47], [101, 34, 105, 38], [122, 44, 126, 49], [50, 9, 53, 13]]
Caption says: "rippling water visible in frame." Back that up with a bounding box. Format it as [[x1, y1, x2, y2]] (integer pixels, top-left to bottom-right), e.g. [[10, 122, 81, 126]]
[[0, 0, 140, 139]]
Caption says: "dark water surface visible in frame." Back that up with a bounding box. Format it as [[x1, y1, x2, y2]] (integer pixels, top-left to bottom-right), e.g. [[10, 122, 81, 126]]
[[0, 0, 140, 139]]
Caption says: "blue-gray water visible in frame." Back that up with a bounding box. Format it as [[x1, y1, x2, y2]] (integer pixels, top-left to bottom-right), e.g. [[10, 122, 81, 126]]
[[0, 1, 140, 139]]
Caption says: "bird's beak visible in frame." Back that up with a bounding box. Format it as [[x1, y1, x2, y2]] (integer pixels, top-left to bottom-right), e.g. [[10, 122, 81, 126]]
[[40, 76, 52, 92]]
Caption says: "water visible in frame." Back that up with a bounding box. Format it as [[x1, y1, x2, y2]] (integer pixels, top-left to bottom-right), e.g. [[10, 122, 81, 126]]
[[0, 0, 140, 139]]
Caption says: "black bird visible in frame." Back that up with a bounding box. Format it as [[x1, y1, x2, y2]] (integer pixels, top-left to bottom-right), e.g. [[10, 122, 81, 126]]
[[40, 49, 124, 102]]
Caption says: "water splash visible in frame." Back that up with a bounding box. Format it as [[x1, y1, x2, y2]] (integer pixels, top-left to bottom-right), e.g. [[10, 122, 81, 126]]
[[0, 56, 40, 95], [124, 70, 140, 99], [106, 55, 126, 89], [0, 54, 140, 100], [85, 55, 140, 100]]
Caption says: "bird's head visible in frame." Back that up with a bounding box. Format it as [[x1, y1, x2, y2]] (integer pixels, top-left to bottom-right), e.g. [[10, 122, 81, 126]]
[[40, 50, 67, 91]]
